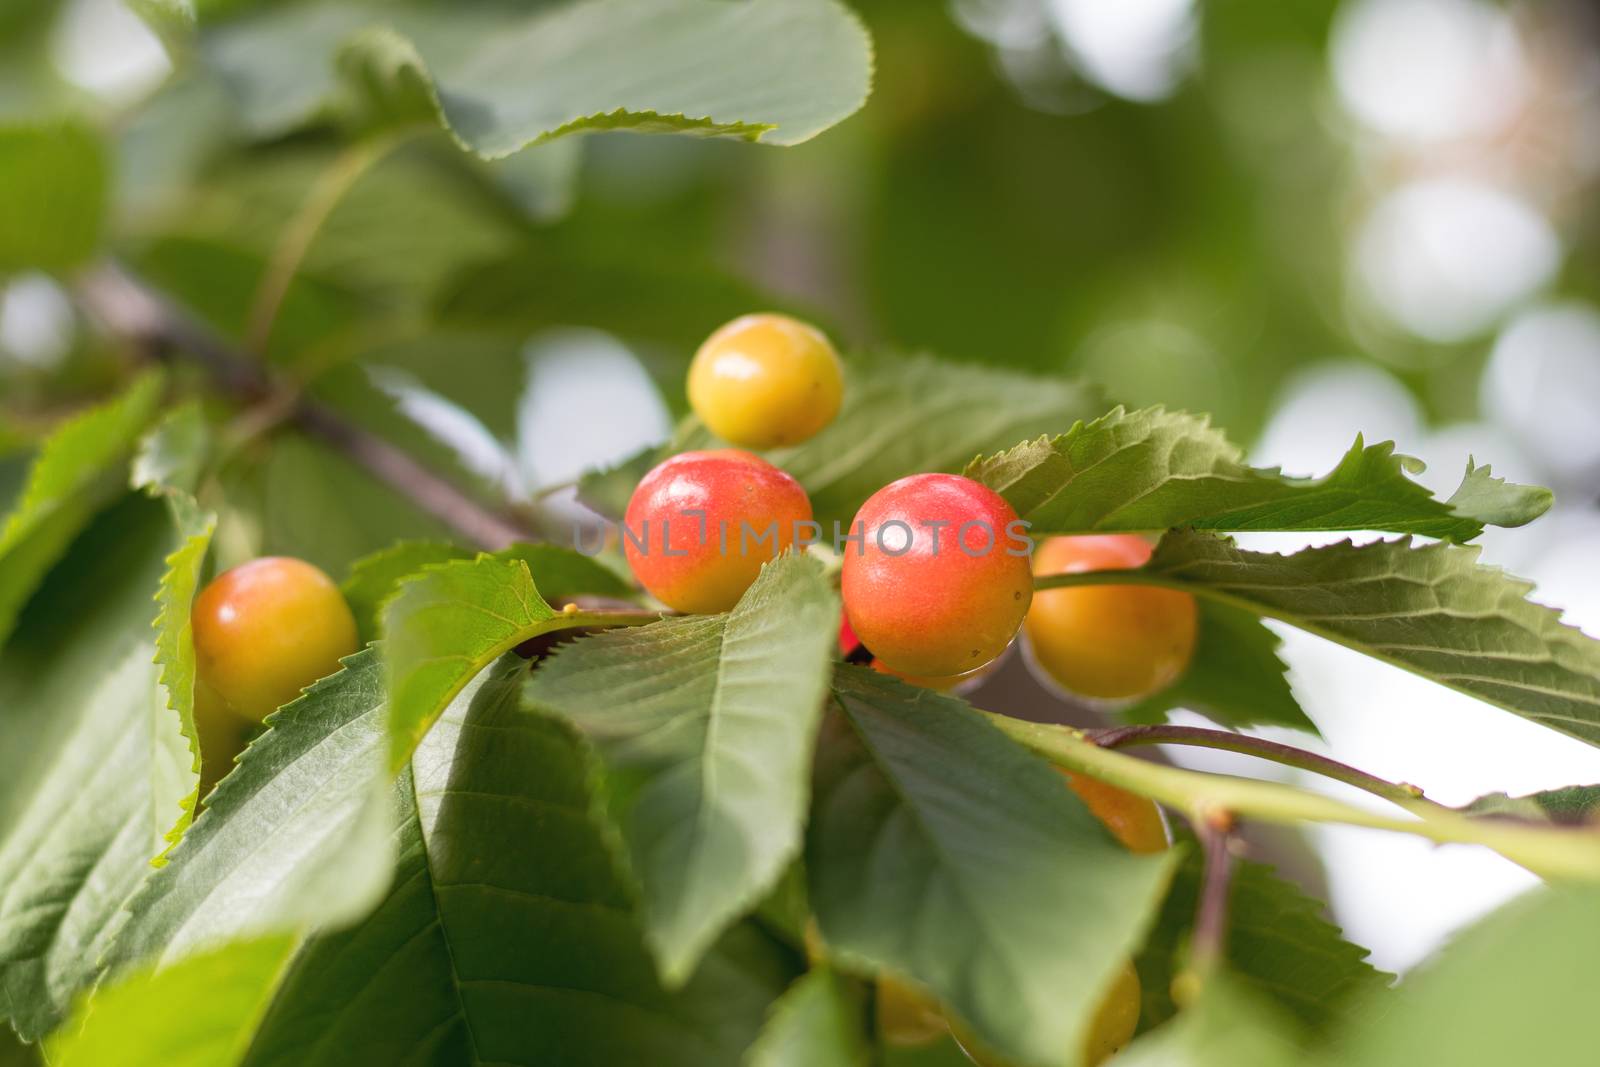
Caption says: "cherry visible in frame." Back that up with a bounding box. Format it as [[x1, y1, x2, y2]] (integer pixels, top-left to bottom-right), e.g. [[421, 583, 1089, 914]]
[[841, 473, 1032, 678], [1061, 769, 1169, 854], [623, 449, 813, 613], [688, 312, 844, 449], [1024, 535, 1197, 701], [192, 556, 359, 725]]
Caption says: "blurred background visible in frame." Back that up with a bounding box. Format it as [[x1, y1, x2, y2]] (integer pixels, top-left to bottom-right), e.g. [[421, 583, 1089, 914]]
[[3, 0, 1599, 974]]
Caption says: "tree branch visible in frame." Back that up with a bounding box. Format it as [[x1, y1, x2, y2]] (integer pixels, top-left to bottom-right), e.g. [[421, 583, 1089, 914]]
[[79, 262, 536, 551]]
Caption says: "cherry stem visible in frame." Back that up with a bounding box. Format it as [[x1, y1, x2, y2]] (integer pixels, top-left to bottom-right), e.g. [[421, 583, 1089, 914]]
[[1190, 815, 1237, 975], [985, 712, 1600, 882], [79, 263, 538, 551], [1085, 723, 1445, 811]]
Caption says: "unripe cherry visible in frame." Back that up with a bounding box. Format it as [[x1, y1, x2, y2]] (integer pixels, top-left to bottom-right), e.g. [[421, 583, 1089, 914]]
[[1061, 769, 1169, 854], [624, 449, 813, 614], [192, 556, 360, 724], [841, 473, 1032, 678], [1024, 535, 1198, 701], [688, 312, 844, 449]]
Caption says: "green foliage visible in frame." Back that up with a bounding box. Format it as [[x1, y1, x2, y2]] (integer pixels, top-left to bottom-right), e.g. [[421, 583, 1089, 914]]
[[0, 374, 164, 649], [1330, 886, 1600, 1067], [527, 556, 838, 985], [808, 668, 1177, 1067], [379, 554, 559, 771], [746, 968, 871, 1067], [1460, 785, 1600, 824], [47, 934, 297, 1067], [1135, 848, 1390, 1033], [968, 407, 1550, 541], [342, 539, 633, 643], [104, 649, 395, 976], [0, 497, 193, 1039], [1124, 531, 1600, 747], [5, 2, 1600, 1062], [1124, 602, 1311, 732], [199, 0, 872, 153], [135, 403, 217, 856], [0, 120, 107, 274], [590, 352, 1106, 528], [243, 656, 800, 1066], [1115, 976, 1305, 1067]]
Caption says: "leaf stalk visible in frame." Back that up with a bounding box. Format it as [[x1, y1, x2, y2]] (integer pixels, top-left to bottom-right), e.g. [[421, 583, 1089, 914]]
[[986, 713, 1600, 883]]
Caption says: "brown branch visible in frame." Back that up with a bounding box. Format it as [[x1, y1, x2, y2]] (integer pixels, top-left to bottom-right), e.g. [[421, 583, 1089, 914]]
[[79, 262, 536, 551]]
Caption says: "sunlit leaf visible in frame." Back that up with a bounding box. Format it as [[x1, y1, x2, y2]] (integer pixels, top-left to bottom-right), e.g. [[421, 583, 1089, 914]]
[[204, 0, 872, 153], [47, 935, 296, 1067], [1100, 530, 1600, 748], [968, 407, 1551, 541], [381, 554, 651, 773], [0, 374, 164, 649], [527, 555, 837, 984], [104, 649, 395, 975], [242, 657, 798, 1067], [0, 497, 191, 1039]]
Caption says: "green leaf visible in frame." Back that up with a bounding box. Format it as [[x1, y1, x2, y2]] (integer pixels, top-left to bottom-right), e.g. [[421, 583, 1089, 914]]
[[967, 407, 1551, 541], [1331, 885, 1600, 1067], [147, 492, 215, 860], [342, 540, 634, 644], [746, 968, 871, 1067], [133, 401, 219, 860], [0, 496, 193, 1039], [0, 120, 108, 274], [808, 669, 1177, 1067], [1114, 975, 1304, 1067], [1122, 602, 1312, 733], [526, 555, 838, 985], [1445, 457, 1556, 529], [638, 352, 1105, 528], [1112, 530, 1600, 748], [1460, 785, 1600, 824], [242, 656, 800, 1067], [204, 0, 873, 153], [343, 541, 470, 641], [47, 934, 296, 1067], [0, 373, 164, 649], [130, 401, 211, 497], [103, 649, 396, 976], [381, 553, 649, 773], [1134, 848, 1389, 1033]]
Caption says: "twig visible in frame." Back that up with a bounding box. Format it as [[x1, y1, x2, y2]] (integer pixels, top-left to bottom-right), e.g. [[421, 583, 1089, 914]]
[[1190, 810, 1237, 974], [79, 262, 536, 551], [1087, 723, 1441, 811], [985, 712, 1600, 882]]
